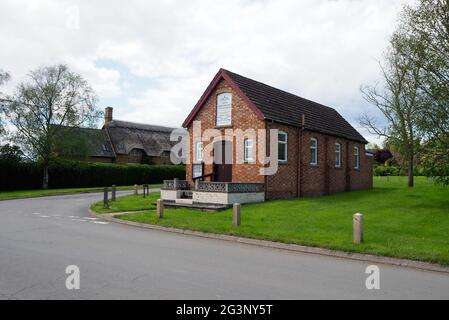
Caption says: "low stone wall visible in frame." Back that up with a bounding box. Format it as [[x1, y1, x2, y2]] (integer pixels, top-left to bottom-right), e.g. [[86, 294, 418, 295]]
[[228, 192, 265, 204], [160, 189, 182, 201], [193, 191, 264, 205]]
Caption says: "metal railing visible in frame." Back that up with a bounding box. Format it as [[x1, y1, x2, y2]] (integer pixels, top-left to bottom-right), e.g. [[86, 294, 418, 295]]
[[162, 179, 189, 190], [197, 182, 264, 193]]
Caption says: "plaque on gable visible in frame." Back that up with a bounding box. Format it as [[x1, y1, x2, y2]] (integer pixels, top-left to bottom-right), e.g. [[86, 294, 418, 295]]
[[216, 93, 232, 126]]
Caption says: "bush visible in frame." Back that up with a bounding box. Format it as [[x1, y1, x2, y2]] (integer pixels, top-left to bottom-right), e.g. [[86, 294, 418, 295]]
[[374, 164, 404, 176], [373, 149, 393, 164], [0, 160, 42, 190], [0, 159, 185, 191]]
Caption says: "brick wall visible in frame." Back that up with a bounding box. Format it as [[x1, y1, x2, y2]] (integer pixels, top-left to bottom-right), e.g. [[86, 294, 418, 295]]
[[298, 131, 372, 197], [266, 122, 299, 199], [185, 78, 373, 198], [186, 79, 265, 186]]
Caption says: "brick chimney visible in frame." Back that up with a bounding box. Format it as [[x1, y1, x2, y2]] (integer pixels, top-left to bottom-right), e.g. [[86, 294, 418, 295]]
[[104, 107, 113, 124]]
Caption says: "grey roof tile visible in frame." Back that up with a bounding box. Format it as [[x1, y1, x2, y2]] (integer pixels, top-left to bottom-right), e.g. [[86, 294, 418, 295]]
[[224, 69, 367, 143]]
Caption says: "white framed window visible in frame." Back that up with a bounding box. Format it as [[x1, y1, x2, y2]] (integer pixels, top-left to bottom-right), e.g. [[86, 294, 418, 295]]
[[354, 146, 360, 169], [195, 142, 203, 162], [278, 131, 288, 162], [310, 138, 318, 165], [244, 139, 254, 163], [216, 92, 232, 126], [335, 143, 341, 168]]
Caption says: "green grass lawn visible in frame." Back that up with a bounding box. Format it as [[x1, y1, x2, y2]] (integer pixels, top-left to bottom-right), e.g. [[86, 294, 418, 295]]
[[96, 177, 449, 265], [90, 191, 161, 214], [0, 184, 162, 200]]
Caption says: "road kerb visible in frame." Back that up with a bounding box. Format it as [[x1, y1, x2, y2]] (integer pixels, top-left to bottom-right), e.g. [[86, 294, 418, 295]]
[[88, 208, 449, 275]]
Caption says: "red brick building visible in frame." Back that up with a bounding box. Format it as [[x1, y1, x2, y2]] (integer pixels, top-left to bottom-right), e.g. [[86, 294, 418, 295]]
[[182, 69, 373, 200]]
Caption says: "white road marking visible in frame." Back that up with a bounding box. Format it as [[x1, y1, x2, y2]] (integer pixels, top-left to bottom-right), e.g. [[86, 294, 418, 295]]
[[83, 217, 98, 220], [31, 213, 41, 215], [91, 221, 109, 225], [68, 215, 80, 218], [71, 218, 86, 222], [39, 215, 49, 218]]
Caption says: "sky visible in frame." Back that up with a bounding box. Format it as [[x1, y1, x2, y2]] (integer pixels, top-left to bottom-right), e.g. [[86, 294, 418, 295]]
[[0, 0, 412, 145]]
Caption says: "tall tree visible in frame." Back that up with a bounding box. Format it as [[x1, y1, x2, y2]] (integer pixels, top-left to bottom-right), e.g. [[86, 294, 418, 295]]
[[0, 69, 10, 136], [360, 32, 425, 187], [401, 0, 449, 183], [2, 65, 100, 188]]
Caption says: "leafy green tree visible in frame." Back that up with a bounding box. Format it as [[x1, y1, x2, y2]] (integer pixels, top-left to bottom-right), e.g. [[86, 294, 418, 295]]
[[2, 65, 100, 188], [400, 0, 449, 182], [0, 144, 24, 162], [420, 135, 449, 184]]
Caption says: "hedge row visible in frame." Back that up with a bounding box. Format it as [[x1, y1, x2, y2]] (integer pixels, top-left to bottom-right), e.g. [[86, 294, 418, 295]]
[[0, 159, 185, 191]]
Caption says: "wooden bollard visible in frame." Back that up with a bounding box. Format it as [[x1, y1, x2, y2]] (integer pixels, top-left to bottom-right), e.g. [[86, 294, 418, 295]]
[[233, 203, 241, 227], [353, 213, 364, 244], [156, 199, 164, 219], [103, 187, 109, 209], [134, 184, 138, 195], [111, 184, 116, 201]]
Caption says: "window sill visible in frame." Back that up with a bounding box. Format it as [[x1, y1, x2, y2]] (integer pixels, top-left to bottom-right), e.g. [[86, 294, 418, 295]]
[[215, 125, 233, 129], [310, 163, 319, 167], [278, 161, 288, 165]]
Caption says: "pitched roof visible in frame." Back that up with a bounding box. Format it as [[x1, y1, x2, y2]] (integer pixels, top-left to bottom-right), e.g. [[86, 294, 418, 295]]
[[105, 120, 183, 157], [183, 69, 367, 143], [53, 126, 114, 158]]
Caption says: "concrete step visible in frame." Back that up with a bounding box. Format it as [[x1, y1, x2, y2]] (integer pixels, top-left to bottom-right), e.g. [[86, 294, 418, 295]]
[[181, 190, 193, 199], [175, 198, 194, 205], [163, 200, 231, 212]]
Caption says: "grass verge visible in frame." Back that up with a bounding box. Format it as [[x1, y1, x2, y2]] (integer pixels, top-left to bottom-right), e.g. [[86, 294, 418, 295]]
[[90, 192, 161, 214], [0, 184, 161, 200], [95, 177, 449, 265]]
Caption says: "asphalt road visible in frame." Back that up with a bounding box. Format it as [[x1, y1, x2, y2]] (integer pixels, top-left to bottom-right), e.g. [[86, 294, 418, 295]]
[[0, 191, 448, 300]]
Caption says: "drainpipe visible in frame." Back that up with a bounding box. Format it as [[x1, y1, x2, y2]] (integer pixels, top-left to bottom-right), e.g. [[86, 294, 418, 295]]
[[297, 115, 305, 197], [264, 121, 269, 201]]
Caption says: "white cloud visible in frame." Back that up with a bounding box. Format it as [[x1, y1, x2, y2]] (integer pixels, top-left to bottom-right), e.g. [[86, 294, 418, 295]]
[[0, 0, 410, 144]]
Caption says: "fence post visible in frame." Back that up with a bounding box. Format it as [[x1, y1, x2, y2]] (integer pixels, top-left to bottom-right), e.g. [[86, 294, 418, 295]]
[[233, 203, 241, 227], [111, 184, 116, 201], [134, 184, 138, 195], [143, 184, 148, 198], [174, 178, 179, 190], [156, 199, 164, 218], [103, 187, 109, 209], [353, 213, 364, 244], [194, 179, 200, 191]]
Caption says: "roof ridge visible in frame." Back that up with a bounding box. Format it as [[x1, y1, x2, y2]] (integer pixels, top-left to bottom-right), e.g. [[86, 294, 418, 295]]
[[53, 124, 103, 131], [109, 120, 177, 131]]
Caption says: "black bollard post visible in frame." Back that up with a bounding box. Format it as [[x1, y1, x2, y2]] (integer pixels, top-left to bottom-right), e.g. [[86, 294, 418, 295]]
[[103, 187, 109, 209], [111, 184, 116, 201]]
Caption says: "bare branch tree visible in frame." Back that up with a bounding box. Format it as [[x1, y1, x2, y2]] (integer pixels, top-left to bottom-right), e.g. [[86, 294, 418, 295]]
[[359, 32, 425, 187], [0, 69, 11, 136]]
